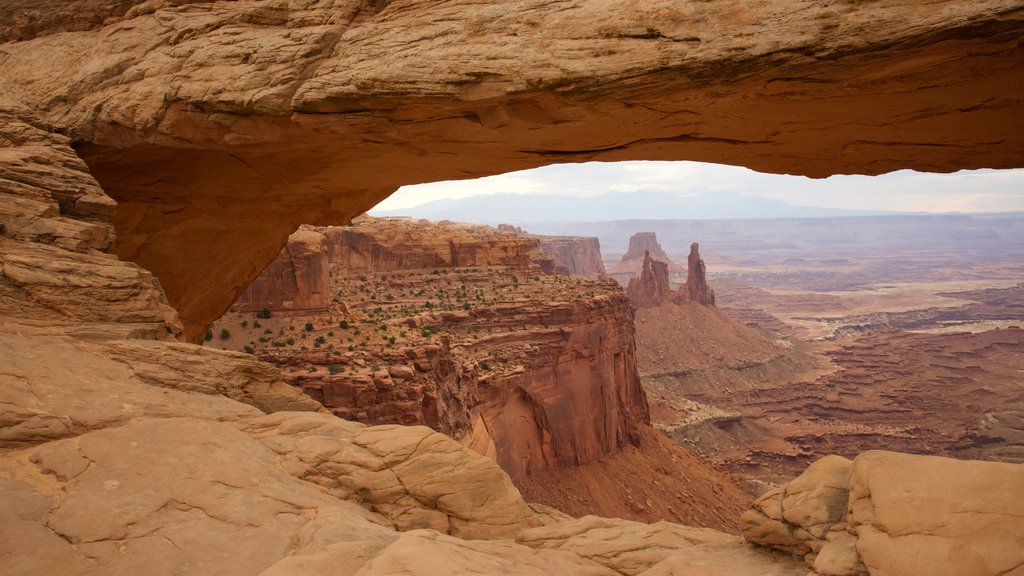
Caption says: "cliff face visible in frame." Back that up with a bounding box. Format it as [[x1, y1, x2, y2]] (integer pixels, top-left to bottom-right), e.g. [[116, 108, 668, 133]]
[[232, 227, 331, 314], [627, 252, 672, 308], [2, 0, 1019, 339], [214, 218, 649, 481], [537, 236, 606, 279], [324, 218, 548, 273]]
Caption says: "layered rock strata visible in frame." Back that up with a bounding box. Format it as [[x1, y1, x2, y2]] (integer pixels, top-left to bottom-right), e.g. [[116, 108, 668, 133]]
[[3, 0, 1019, 337], [0, 102, 793, 576], [682, 242, 716, 306], [213, 218, 649, 478], [210, 218, 770, 529], [627, 252, 673, 308], [537, 236, 606, 279], [232, 227, 332, 314], [626, 243, 717, 308]]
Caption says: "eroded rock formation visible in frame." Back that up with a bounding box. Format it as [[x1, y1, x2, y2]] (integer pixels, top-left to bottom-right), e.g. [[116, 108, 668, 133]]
[[4, 1, 1024, 573], [215, 219, 642, 470], [626, 243, 717, 308], [611, 232, 685, 286], [232, 227, 332, 314], [681, 242, 716, 306], [741, 451, 1024, 576], [325, 217, 548, 273], [3, 0, 1021, 338], [537, 236, 606, 279], [627, 252, 673, 308], [0, 103, 775, 575]]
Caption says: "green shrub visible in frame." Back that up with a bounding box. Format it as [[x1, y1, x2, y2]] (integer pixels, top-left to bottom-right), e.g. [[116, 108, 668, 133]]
[[328, 364, 345, 375], [256, 308, 272, 319], [304, 322, 314, 332], [204, 328, 213, 342], [219, 328, 231, 340], [243, 345, 254, 354]]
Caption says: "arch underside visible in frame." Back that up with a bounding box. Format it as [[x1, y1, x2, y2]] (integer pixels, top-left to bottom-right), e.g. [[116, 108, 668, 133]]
[[2, 1, 1020, 339]]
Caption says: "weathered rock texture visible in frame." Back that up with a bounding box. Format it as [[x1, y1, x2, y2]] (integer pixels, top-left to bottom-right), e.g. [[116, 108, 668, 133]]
[[537, 236, 607, 279], [626, 243, 717, 308], [4, 1, 1024, 573], [209, 217, 763, 529], [627, 252, 673, 308], [742, 451, 1024, 576], [232, 227, 332, 314], [223, 219, 647, 477], [4, 0, 1021, 338], [325, 217, 550, 273], [612, 232, 686, 286], [681, 242, 716, 306], [0, 110, 783, 574]]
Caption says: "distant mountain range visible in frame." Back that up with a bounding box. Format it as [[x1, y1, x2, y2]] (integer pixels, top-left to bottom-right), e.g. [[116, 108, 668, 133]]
[[369, 191, 908, 223]]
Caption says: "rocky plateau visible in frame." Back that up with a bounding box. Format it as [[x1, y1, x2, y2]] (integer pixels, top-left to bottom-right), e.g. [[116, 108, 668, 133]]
[[211, 217, 748, 530]]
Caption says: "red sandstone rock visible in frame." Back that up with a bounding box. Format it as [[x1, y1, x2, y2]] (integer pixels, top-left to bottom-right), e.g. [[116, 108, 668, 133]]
[[233, 227, 331, 314], [610, 232, 685, 286], [537, 236, 606, 279], [680, 242, 716, 306], [324, 217, 547, 272], [627, 252, 672, 308]]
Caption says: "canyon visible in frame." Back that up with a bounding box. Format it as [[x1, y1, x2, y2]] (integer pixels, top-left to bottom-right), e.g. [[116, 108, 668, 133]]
[[606, 218, 1024, 492], [211, 217, 748, 530], [2, 1, 1023, 575]]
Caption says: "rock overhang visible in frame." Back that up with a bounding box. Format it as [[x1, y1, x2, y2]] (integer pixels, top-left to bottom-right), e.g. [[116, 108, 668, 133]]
[[2, 0, 1022, 340]]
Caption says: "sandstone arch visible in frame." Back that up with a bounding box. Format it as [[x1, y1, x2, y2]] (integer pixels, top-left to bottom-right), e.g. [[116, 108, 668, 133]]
[[1, 0, 1022, 340]]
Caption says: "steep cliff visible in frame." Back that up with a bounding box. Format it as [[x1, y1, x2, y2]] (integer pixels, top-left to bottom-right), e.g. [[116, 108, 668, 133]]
[[214, 219, 649, 471], [232, 227, 331, 314], [681, 242, 716, 306], [2, 0, 1019, 338], [3, 1, 1024, 573], [627, 252, 673, 308], [537, 236, 607, 279], [324, 217, 549, 272], [210, 218, 759, 529]]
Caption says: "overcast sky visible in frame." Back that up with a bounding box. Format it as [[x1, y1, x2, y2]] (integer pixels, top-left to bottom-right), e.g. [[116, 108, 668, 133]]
[[371, 161, 1024, 214]]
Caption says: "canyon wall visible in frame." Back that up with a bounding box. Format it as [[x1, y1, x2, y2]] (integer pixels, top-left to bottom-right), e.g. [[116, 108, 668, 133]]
[[1, 1, 1020, 338], [232, 227, 331, 314], [214, 218, 649, 482], [324, 218, 549, 273], [537, 236, 606, 279]]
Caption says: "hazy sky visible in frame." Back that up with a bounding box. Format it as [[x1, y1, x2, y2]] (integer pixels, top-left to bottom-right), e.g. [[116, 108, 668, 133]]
[[371, 161, 1024, 214]]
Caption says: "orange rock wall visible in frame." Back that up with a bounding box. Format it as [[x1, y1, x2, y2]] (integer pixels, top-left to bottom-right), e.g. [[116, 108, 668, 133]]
[[232, 227, 331, 313], [537, 237, 606, 279]]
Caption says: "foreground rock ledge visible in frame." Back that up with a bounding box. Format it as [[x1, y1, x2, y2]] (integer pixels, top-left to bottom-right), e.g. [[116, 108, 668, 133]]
[[743, 451, 1024, 576], [2, 1, 1022, 338]]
